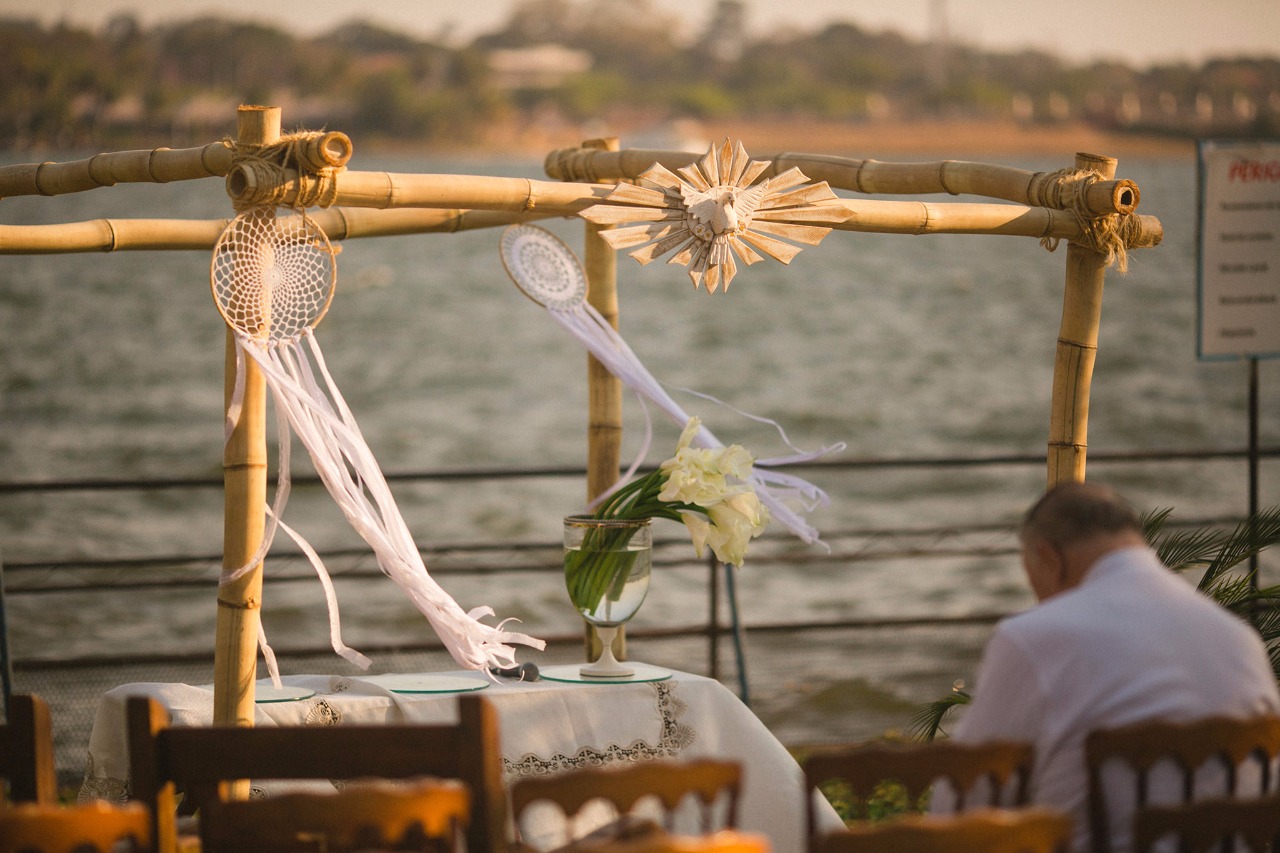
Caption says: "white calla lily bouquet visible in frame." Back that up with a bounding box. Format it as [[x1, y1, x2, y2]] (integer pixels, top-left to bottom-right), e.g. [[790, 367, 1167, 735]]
[[565, 417, 770, 615]]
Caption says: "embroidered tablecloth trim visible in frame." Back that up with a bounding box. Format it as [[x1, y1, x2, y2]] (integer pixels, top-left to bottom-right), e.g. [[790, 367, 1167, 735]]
[[504, 682, 694, 778]]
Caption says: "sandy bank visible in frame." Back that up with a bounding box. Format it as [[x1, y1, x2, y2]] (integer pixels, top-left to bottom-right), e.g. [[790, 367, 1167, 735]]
[[401, 116, 1194, 164]]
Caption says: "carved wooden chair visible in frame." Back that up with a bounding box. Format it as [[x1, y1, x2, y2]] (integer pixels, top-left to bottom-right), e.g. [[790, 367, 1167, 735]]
[[509, 759, 742, 851], [561, 828, 770, 853], [127, 692, 507, 853], [1132, 789, 1280, 853], [200, 777, 470, 853], [0, 693, 58, 804], [1084, 714, 1280, 853], [0, 800, 152, 853], [800, 739, 1034, 846], [812, 806, 1072, 853]]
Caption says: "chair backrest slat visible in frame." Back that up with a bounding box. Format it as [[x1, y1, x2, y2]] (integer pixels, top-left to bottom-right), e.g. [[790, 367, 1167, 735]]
[[0, 694, 57, 805], [0, 801, 152, 853], [813, 806, 1072, 853], [1133, 790, 1280, 853], [1084, 714, 1280, 853], [800, 739, 1034, 847], [126, 692, 507, 853], [509, 759, 741, 848], [201, 778, 471, 853]]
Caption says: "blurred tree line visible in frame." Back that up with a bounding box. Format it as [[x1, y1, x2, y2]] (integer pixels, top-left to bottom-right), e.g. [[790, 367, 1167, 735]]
[[2, 0, 1278, 151]]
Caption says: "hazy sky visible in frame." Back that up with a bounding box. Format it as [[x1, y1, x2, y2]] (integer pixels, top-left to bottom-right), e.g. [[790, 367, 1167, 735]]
[[3, 0, 1279, 67]]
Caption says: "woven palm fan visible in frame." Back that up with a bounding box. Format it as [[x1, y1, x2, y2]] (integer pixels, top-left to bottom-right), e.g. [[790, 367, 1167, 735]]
[[213, 207, 543, 683], [500, 223, 844, 546]]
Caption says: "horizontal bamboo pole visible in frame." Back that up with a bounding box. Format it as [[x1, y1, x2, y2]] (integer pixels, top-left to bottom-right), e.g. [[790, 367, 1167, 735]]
[[227, 167, 1161, 248], [0, 208, 552, 254], [0, 201, 1162, 254], [0, 130, 354, 200], [228, 166, 613, 212], [828, 201, 1162, 247], [0, 142, 236, 198], [544, 146, 1140, 216]]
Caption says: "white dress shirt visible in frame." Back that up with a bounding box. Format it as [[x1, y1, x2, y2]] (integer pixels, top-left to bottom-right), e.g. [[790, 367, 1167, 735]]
[[948, 546, 1280, 852]]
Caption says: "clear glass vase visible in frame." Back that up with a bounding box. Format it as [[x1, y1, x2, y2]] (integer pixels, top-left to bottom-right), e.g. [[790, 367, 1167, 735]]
[[563, 515, 652, 677]]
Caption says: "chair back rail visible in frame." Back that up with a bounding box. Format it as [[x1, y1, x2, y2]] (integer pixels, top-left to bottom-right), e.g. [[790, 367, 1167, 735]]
[[801, 739, 1034, 843], [813, 806, 1072, 853], [1084, 714, 1280, 853], [561, 829, 770, 853], [0, 800, 152, 853], [200, 778, 471, 853], [510, 759, 741, 846], [0, 693, 57, 804], [1132, 790, 1280, 853], [127, 692, 507, 853]]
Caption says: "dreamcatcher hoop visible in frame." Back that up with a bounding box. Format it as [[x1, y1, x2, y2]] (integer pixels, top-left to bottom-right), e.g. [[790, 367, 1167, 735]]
[[499, 224, 588, 310], [211, 207, 337, 343]]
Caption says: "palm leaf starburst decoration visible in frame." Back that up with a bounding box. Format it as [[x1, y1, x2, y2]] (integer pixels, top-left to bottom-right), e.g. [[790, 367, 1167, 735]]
[[578, 139, 853, 293]]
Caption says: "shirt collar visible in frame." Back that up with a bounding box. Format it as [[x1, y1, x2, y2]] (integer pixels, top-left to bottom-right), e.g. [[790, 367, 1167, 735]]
[[1082, 545, 1161, 585]]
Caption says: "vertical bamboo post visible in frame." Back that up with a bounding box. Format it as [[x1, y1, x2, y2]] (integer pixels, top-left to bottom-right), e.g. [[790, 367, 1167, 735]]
[[1046, 152, 1117, 486], [582, 137, 625, 663], [212, 106, 278, 731]]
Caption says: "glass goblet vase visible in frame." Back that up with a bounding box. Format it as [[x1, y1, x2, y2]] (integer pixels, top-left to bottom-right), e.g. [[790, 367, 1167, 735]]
[[563, 515, 653, 677]]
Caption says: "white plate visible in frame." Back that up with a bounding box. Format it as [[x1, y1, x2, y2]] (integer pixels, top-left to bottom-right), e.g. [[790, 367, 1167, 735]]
[[539, 663, 672, 684], [254, 684, 316, 703], [360, 674, 489, 694]]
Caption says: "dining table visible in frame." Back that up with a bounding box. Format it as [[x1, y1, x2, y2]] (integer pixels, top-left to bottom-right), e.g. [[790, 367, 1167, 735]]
[[78, 664, 844, 853]]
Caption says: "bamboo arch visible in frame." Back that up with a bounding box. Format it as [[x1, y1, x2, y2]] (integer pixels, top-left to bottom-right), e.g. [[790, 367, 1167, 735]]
[[0, 105, 1163, 731]]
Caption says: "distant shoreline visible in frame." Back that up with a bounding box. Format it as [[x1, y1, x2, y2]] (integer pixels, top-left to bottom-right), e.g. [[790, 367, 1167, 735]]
[[366, 116, 1196, 163]]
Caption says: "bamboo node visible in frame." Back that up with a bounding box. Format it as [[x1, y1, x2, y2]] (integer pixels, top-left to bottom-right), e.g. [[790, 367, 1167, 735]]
[[1056, 336, 1098, 351], [33, 162, 55, 196], [217, 597, 260, 610]]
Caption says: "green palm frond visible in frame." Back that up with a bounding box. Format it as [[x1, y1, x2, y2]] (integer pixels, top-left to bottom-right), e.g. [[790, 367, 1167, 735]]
[[907, 688, 971, 742], [1148, 522, 1228, 574], [1201, 508, 1280, 589]]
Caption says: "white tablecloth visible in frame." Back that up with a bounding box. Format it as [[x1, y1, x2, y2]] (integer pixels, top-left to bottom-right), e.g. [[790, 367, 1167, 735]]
[[79, 668, 842, 853]]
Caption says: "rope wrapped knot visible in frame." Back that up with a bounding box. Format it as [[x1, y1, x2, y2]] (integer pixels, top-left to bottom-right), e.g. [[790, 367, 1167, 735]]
[[1033, 167, 1139, 273], [228, 130, 352, 211]]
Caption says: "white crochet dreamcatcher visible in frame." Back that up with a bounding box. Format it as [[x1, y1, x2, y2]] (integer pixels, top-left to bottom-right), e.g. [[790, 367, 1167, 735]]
[[213, 207, 543, 684], [499, 223, 844, 547]]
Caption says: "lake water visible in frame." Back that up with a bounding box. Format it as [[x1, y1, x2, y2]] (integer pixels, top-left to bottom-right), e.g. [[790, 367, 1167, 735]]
[[1, 148, 1277, 762]]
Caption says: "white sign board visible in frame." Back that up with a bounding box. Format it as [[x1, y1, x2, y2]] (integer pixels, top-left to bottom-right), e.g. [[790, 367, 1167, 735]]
[[1197, 139, 1280, 360]]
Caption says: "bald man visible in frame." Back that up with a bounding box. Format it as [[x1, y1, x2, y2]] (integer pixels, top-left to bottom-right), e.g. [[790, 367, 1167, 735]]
[[947, 481, 1279, 852]]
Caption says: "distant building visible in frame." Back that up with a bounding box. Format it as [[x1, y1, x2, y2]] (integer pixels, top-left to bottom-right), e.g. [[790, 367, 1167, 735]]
[[487, 44, 593, 89]]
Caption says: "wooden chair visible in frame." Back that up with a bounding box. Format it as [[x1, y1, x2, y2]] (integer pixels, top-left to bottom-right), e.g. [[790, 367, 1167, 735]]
[[509, 759, 741, 850], [200, 777, 471, 853], [127, 692, 507, 853], [562, 828, 770, 853], [800, 739, 1034, 842], [812, 806, 1072, 853], [1132, 790, 1280, 853], [1084, 714, 1280, 853], [0, 800, 152, 853], [0, 693, 57, 804]]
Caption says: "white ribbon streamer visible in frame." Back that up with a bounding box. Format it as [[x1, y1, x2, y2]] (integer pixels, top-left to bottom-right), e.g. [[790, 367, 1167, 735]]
[[545, 296, 844, 546], [220, 329, 544, 679]]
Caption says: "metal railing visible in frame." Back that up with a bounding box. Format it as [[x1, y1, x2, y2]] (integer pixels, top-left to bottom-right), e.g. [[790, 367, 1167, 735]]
[[1, 444, 1276, 786]]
